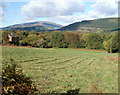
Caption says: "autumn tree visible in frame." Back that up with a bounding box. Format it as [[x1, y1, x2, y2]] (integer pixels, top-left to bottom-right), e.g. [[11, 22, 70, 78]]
[[64, 32, 79, 48]]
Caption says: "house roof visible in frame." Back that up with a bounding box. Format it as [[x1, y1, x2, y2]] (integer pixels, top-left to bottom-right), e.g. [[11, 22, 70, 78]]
[[9, 33, 19, 37]]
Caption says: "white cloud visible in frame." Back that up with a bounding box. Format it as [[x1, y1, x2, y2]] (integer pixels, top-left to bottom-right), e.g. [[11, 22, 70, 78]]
[[91, 0, 118, 16], [21, 0, 118, 25], [21, 0, 84, 20], [44, 14, 99, 25], [44, 0, 118, 25]]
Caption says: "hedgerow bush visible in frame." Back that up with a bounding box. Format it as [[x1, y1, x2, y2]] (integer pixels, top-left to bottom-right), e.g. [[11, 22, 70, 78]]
[[2, 59, 38, 95]]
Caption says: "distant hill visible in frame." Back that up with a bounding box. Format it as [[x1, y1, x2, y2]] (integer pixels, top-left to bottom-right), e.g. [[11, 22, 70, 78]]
[[60, 18, 119, 33], [2, 21, 63, 32], [1, 18, 119, 33]]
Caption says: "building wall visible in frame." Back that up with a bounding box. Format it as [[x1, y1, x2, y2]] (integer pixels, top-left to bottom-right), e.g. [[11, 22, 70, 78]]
[[8, 34, 19, 43], [8, 35, 12, 42], [12, 37, 19, 42]]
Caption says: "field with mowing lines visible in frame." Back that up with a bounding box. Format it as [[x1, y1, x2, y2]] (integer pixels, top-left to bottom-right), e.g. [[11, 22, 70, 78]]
[[2, 46, 118, 93]]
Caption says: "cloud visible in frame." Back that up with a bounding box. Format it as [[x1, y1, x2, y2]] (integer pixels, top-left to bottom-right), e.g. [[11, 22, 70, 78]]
[[44, 0, 118, 25], [21, 0, 118, 25], [91, 0, 118, 16], [21, 0, 84, 20], [44, 14, 99, 25]]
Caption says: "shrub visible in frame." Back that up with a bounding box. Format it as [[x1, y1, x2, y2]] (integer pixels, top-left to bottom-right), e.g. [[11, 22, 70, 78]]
[[66, 88, 80, 95], [2, 59, 38, 95]]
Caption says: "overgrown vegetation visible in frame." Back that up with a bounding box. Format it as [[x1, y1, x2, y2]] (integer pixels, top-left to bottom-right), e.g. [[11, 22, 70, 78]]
[[2, 30, 119, 53], [2, 59, 38, 95]]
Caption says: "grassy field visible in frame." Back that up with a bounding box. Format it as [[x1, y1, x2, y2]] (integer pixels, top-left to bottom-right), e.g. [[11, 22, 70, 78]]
[[2, 46, 118, 93]]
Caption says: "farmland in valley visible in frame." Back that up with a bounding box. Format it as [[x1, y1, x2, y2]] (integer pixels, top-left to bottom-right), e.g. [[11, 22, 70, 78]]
[[2, 46, 118, 93]]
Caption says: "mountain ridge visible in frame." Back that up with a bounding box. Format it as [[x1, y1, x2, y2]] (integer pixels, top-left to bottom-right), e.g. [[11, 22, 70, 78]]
[[1, 17, 119, 33], [59, 17, 119, 33], [2, 21, 63, 32]]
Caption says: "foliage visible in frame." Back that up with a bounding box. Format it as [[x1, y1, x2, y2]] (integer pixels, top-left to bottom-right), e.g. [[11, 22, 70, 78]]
[[51, 32, 68, 48], [66, 88, 80, 95], [20, 34, 39, 46], [2, 59, 38, 95], [64, 32, 79, 48], [2, 29, 119, 53], [86, 33, 103, 49], [103, 32, 118, 53], [2, 31, 9, 45]]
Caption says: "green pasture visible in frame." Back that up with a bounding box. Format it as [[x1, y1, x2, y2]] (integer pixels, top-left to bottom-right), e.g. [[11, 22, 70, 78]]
[[2, 46, 118, 93]]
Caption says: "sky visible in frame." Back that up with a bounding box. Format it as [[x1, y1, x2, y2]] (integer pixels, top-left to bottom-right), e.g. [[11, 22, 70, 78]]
[[0, 0, 119, 28]]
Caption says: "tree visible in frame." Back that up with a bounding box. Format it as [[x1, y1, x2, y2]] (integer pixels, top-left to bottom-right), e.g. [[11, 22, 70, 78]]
[[51, 32, 67, 48], [2, 31, 9, 45], [103, 40, 112, 53], [64, 32, 79, 48], [103, 32, 118, 53], [20, 34, 39, 46], [36, 39, 47, 48], [86, 33, 103, 49]]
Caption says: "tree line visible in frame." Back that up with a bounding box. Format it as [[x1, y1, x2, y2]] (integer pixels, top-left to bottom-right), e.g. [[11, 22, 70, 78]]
[[1, 30, 119, 53]]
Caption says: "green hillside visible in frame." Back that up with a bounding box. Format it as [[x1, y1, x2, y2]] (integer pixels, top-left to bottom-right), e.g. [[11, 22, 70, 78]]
[[60, 18, 119, 33]]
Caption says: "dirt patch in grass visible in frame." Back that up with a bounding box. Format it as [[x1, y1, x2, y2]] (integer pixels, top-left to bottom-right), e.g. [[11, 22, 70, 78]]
[[74, 48, 106, 52], [2, 45, 32, 48], [105, 57, 119, 61]]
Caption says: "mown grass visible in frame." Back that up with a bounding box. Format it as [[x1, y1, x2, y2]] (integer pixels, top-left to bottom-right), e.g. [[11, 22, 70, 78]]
[[2, 46, 118, 93]]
